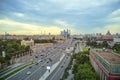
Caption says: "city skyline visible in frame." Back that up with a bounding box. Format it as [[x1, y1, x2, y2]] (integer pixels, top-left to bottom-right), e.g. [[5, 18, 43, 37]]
[[0, 0, 120, 35]]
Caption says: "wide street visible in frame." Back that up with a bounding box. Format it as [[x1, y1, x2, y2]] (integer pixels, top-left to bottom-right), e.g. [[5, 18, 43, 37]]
[[46, 54, 71, 80], [5, 39, 73, 80]]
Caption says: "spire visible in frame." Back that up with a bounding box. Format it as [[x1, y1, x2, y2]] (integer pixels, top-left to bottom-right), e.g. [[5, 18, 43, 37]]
[[106, 30, 111, 35]]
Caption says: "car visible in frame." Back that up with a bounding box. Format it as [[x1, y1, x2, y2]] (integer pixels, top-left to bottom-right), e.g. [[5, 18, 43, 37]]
[[26, 71, 31, 75], [35, 63, 38, 65], [29, 66, 32, 68], [41, 65, 45, 67], [61, 65, 63, 68], [40, 60, 43, 62], [38, 60, 41, 63]]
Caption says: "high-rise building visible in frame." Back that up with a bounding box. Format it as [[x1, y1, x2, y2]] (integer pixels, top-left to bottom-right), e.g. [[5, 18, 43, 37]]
[[60, 29, 70, 39]]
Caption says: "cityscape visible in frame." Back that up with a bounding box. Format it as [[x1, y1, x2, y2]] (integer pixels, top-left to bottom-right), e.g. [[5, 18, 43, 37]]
[[0, 0, 120, 80]]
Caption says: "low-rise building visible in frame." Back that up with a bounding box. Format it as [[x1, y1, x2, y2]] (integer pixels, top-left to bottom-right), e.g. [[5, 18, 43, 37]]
[[21, 39, 34, 46], [113, 38, 120, 44]]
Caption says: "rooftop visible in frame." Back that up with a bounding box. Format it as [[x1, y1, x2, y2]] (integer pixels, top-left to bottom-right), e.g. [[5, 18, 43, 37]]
[[93, 49, 120, 64], [91, 49, 120, 74]]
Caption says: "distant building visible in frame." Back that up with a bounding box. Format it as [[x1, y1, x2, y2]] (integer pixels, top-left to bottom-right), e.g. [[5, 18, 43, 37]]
[[113, 38, 120, 44], [21, 39, 34, 46], [101, 30, 113, 41], [90, 49, 120, 80], [106, 30, 111, 35], [61, 29, 70, 39]]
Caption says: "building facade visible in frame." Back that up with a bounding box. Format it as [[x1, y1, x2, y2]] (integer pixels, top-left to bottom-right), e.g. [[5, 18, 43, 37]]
[[90, 49, 120, 80], [21, 39, 34, 46]]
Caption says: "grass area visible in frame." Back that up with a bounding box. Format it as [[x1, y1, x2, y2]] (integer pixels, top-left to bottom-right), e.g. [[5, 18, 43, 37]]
[[0, 63, 34, 80], [83, 47, 88, 52]]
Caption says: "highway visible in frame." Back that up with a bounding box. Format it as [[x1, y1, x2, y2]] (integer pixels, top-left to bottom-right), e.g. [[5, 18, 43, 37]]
[[0, 63, 23, 78], [6, 39, 72, 80], [75, 40, 83, 53], [7, 49, 62, 80], [46, 55, 71, 80]]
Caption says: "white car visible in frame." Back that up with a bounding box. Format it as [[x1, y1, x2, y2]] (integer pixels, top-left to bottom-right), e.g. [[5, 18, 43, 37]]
[[26, 71, 31, 75]]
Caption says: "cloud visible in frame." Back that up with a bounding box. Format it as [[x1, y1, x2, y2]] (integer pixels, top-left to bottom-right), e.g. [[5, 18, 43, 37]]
[[106, 9, 120, 23], [95, 8, 120, 34], [0, 19, 63, 35], [94, 23, 120, 34], [0, 19, 39, 30], [54, 20, 74, 28], [108, 9, 120, 17], [14, 12, 25, 17], [0, 0, 120, 34]]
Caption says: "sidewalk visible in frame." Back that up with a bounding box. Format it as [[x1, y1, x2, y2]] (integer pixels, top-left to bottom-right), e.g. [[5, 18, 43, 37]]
[[39, 53, 65, 80], [66, 59, 74, 80]]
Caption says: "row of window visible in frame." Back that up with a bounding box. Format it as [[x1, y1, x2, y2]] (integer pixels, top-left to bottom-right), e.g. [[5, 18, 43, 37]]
[[91, 52, 120, 74]]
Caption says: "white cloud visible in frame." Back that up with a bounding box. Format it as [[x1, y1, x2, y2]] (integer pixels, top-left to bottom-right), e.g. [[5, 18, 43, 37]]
[[108, 9, 120, 17], [54, 20, 69, 28], [98, 8, 120, 34], [104, 24, 120, 34], [0, 19, 38, 30], [54, 20, 76, 28], [48, 0, 108, 9], [106, 9, 120, 23], [14, 12, 25, 17], [94, 24, 120, 34], [0, 19, 64, 35]]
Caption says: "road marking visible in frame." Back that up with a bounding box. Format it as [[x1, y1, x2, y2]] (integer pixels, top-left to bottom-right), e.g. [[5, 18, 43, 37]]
[[24, 62, 47, 80], [50, 56, 67, 80], [24, 52, 62, 80], [39, 53, 65, 80]]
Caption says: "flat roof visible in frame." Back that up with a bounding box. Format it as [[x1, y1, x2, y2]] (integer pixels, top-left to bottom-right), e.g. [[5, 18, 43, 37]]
[[92, 49, 120, 64]]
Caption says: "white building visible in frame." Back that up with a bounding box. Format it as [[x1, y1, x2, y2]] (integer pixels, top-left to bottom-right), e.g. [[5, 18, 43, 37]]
[[113, 38, 120, 44], [21, 39, 34, 46]]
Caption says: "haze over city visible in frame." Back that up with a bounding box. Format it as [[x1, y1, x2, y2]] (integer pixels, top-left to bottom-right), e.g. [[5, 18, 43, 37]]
[[0, 0, 120, 35], [0, 1, 120, 80]]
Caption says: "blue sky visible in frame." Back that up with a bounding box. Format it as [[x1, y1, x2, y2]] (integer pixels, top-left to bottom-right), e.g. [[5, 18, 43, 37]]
[[0, 0, 120, 35]]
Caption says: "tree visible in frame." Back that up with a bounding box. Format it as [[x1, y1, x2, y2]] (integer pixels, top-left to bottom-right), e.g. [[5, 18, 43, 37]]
[[113, 44, 120, 54], [73, 51, 99, 80], [102, 41, 109, 48]]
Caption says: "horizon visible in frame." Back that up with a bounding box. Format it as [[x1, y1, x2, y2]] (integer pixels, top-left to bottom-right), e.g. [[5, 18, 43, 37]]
[[0, 30, 119, 36], [0, 0, 120, 35]]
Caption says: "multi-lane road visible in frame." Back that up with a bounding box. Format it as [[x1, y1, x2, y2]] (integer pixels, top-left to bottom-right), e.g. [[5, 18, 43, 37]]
[[5, 39, 73, 80], [46, 55, 71, 80]]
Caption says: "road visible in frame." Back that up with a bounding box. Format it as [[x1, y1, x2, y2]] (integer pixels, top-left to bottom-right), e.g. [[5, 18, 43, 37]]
[[6, 39, 72, 80], [7, 50, 62, 80], [0, 63, 23, 78], [46, 55, 71, 80], [75, 41, 83, 53]]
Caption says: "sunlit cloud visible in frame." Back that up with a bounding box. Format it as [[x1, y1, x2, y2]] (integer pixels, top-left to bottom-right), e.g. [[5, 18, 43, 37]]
[[94, 24, 120, 34], [0, 19, 64, 35], [0, 0, 120, 34]]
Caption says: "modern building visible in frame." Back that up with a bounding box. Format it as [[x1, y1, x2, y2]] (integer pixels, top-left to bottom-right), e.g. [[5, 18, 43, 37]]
[[90, 49, 120, 80], [61, 29, 70, 39]]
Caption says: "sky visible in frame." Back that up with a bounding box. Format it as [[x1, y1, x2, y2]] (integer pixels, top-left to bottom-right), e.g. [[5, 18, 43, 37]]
[[0, 0, 120, 35]]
